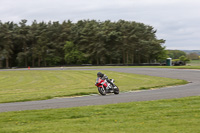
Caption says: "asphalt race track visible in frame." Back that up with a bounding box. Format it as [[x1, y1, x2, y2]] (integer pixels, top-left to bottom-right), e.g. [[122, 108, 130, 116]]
[[0, 68, 200, 112]]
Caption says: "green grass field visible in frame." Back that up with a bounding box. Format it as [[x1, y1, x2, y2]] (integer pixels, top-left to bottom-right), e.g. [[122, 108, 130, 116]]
[[0, 68, 198, 132], [1, 96, 200, 133], [0, 70, 187, 103], [188, 59, 200, 66]]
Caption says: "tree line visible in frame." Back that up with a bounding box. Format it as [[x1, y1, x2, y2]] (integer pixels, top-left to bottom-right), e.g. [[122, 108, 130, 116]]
[[0, 19, 166, 68], [167, 50, 199, 61]]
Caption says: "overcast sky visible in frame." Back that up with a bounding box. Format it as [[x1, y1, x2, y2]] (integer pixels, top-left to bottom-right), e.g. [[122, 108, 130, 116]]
[[0, 0, 200, 50]]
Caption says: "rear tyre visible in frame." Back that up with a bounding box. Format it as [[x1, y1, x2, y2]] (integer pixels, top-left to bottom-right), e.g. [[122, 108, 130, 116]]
[[114, 86, 119, 94], [98, 87, 106, 95]]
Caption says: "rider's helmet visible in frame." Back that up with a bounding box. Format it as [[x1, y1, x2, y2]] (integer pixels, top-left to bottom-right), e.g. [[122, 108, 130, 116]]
[[97, 72, 103, 77]]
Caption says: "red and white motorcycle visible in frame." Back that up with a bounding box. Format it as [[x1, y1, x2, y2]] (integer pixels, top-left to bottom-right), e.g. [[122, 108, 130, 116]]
[[95, 77, 119, 95]]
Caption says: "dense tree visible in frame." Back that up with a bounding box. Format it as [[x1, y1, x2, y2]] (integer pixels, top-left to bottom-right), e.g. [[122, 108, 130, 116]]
[[0, 22, 15, 68], [16, 19, 30, 67], [167, 50, 186, 59], [179, 55, 190, 64], [0, 19, 167, 68], [64, 41, 86, 64]]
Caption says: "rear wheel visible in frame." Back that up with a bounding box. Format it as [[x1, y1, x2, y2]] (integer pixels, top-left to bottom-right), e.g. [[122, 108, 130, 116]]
[[114, 86, 119, 94], [98, 87, 106, 95]]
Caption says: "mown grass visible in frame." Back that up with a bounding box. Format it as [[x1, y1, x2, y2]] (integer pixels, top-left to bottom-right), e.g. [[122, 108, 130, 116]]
[[0, 96, 200, 133], [0, 70, 187, 103]]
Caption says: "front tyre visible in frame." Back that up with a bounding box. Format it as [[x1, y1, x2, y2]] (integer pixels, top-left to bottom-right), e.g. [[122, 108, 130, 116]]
[[98, 87, 106, 96], [114, 86, 119, 94]]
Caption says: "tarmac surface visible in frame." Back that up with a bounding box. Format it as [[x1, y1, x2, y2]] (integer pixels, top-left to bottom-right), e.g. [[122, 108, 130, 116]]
[[0, 67, 200, 112]]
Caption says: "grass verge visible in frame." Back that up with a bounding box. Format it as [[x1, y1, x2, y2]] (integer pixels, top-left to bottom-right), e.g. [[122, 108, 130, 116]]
[[0, 70, 187, 103], [0, 96, 200, 133]]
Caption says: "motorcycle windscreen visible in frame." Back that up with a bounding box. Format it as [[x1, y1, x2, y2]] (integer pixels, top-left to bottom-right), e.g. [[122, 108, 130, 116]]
[[96, 77, 103, 84], [96, 77, 107, 86], [96, 77, 100, 83]]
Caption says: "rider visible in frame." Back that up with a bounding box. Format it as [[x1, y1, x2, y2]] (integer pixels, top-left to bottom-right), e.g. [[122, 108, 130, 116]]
[[97, 72, 115, 88]]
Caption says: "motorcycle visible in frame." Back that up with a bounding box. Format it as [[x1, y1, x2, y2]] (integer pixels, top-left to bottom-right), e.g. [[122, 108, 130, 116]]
[[95, 77, 119, 95]]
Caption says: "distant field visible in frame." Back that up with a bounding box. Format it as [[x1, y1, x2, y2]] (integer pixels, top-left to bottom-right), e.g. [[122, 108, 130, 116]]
[[1, 96, 200, 133], [188, 60, 200, 66], [0, 70, 187, 103]]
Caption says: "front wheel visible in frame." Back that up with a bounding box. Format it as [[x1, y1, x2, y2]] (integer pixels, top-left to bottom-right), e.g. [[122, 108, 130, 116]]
[[114, 86, 119, 94], [98, 87, 106, 96]]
